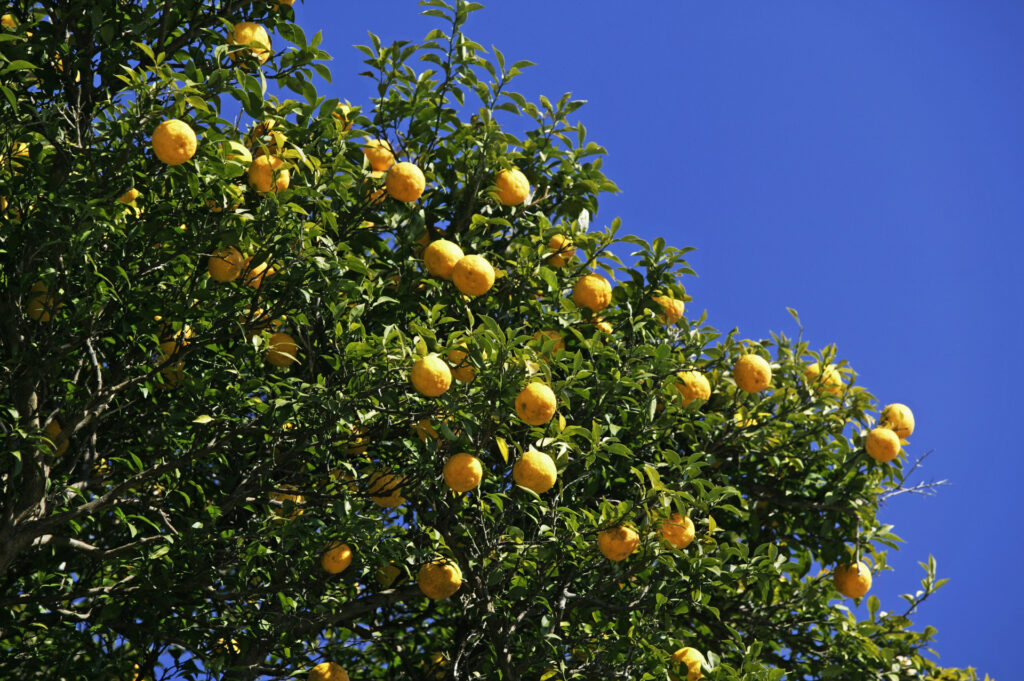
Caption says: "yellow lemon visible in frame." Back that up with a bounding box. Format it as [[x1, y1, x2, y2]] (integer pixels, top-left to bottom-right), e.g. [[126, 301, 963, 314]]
[[880, 403, 915, 439], [572, 273, 612, 312], [674, 371, 710, 407], [229, 22, 271, 65], [248, 154, 289, 194], [512, 449, 557, 494], [547, 233, 576, 267], [320, 542, 353, 574], [865, 427, 901, 463], [308, 662, 348, 681], [447, 345, 476, 383], [833, 562, 872, 598], [670, 647, 705, 681], [805, 362, 844, 395], [43, 420, 69, 456], [515, 383, 557, 426], [266, 332, 299, 367], [363, 139, 395, 172], [208, 246, 244, 282], [653, 295, 685, 325], [269, 484, 304, 520], [659, 513, 695, 549], [597, 525, 640, 562], [423, 239, 464, 280], [494, 167, 529, 205], [385, 161, 426, 202], [243, 260, 275, 289], [443, 453, 483, 493], [733, 354, 771, 393], [152, 119, 197, 165], [418, 560, 462, 600], [411, 354, 452, 397], [26, 282, 57, 322], [451, 254, 495, 296], [118, 188, 140, 205], [367, 471, 406, 508]]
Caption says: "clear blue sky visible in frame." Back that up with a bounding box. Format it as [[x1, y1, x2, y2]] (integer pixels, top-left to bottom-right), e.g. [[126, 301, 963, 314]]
[[296, 2, 1023, 677]]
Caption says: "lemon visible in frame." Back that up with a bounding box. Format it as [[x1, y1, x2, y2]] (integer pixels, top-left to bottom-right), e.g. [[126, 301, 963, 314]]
[[418, 560, 463, 600], [674, 371, 710, 407], [229, 22, 271, 65], [152, 119, 197, 165], [547, 234, 576, 267], [880, 403, 915, 439], [207, 246, 244, 282], [515, 383, 557, 426], [659, 513, 695, 549], [43, 420, 68, 456], [248, 155, 289, 194], [512, 449, 557, 493], [308, 662, 349, 681], [367, 471, 406, 508], [443, 453, 483, 493], [320, 542, 353, 574], [411, 354, 452, 397], [451, 254, 495, 296], [447, 345, 476, 383], [423, 239, 464, 280], [653, 295, 685, 325], [597, 525, 639, 561], [833, 562, 872, 598], [494, 167, 529, 205], [733, 354, 771, 393], [363, 139, 395, 172], [266, 332, 299, 367], [670, 647, 705, 681], [385, 161, 426, 202], [805, 362, 843, 395], [572, 273, 612, 312], [865, 427, 900, 463]]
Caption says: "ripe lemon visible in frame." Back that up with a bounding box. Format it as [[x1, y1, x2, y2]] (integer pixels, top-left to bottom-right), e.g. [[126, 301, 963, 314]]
[[674, 371, 710, 407], [451, 254, 495, 296], [26, 282, 57, 322], [229, 22, 271, 65], [385, 161, 425, 202], [597, 525, 640, 561], [494, 167, 529, 205], [157, 340, 186, 388], [593, 317, 613, 334], [207, 246, 244, 282], [833, 562, 872, 598], [411, 354, 452, 397], [670, 646, 705, 681], [244, 261, 275, 289], [248, 154, 289, 194], [515, 383, 557, 426], [414, 418, 440, 441], [659, 513, 695, 549], [447, 345, 476, 383], [547, 234, 576, 267], [443, 453, 483, 493], [865, 427, 901, 463], [512, 449, 557, 494], [733, 354, 771, 393], [152, 119, 197, 165], [367, 471, 406, 508], [118, 188, 140, 205], [320, 542, 353, 574], [530, 330, 565, 360], [245, 119, 283, 155], [2, 14, 16, 28], [266, 332, 299, 367], [572, 273, 612, 312], [376, 563, 405, 587], [363, 139, 395, 172], [308, 661, 349, 681], [653, 295, 685, 325], [418, 559, 462, 600], [880, 403, 915, 438], [269, 484, 304, 520], [805, 362, 843, 395], [423, 239, 464, 280], [43, 420, 68, 456]]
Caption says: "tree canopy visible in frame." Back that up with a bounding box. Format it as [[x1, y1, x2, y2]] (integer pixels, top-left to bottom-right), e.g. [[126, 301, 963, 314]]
[[0, 1, 982, 679]]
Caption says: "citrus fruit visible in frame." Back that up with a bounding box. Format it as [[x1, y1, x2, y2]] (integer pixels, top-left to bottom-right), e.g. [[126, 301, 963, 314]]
[[2, 14, 16, 28], [246, 119, 285, 156], [151, 119, 197, 165], [26, 282, 57, 322], [451, 254, 495, 296], [411, 354, 452, 397], [367, 471, 406, 508], [512, 449, 557, 494], [414, 418, 440, 441], [118, 188, 140, 205], [376, 564, 404, 587], [494, 167, 529, 205], [43, 420, 68, 456], [157, 340, 186, 388], [880, 403, 915, 439], [418, 559, 462, 600], [805, 362, 843, 395], [572, 273, 612, 312], [243, 261, 275, 289], [593, 317, 613, 334], [308, 661, 349, 681], [733, 354, 771, 393], [653, 295, 685, 325], [385, 161, 425, 202], [659, 512, 695, 549], [447, 345, 476, 383], [515, 383, 557, 426], [266, 332, 299, 367], [674, 371, 710, 407], [269, 484, 304, 520], [320, 542, 353, 574], [207, 246, 244, 282], [865, 427, 901, 463], [229, 22, 271, 65], [597, 525, 640, 561], [443, 453, 483, 493], [248, 154, 289, 194], [423, 239, 464, 280], [833, 562, 872, 598], [363, 139, 395, 172], [530, 330, 565, 359], [547, 234, 576, 267], [333, 104, 354, 132], [670, 646, 705, 681], [345, 426, 368, 455]]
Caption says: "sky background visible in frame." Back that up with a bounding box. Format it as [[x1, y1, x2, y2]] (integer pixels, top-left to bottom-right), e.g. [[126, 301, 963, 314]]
[[293, 2, 1023, 677]]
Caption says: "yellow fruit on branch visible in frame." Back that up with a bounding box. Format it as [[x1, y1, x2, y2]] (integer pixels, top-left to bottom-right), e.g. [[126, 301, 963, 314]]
[[269, 484, 304, 520], [42, 420, 69, 456], [363, 139, 395, 172], [418, 559, 463, 600], [880, 403, 915, 439], [804, 362, 844, 395], [515, 382, 557, 426], [494, 167, 529, 205], [26, 282, 58, 322], [451, 254, 495, 296], [865, 427, 901, 463], [443, 453, 483, 493], [376, 563, 405, 587], [511, 449, 557, 494], [229, 22, 271, 65], [733, 354, 772, 393], [1, 14, 17, 28], [367, 471, 406, 508], [151, 119, 197, 166], [422, 239, 464, 280], [670, 646, 705, 681], [833, 562, 872, 598], [653, 295, 685, 325], [118, 188, 140, 205], [243, 260, 275, 289], [248, 154, 289, 194], [308, 661, 348, 681], [207, 246, 244, 282], [265, 332, 299, 367], [659, 513, 695, 549], [385, 161, 426, 202], [674, 371, 710, 407], [411, 354, 452, 397], [332, 104, 354, 132], [547, 233, 576, 267], [447, 345, 476, 383], [597, 525, 640, 562], [572, 273, 612, 312], [320, 542, 353, 574]]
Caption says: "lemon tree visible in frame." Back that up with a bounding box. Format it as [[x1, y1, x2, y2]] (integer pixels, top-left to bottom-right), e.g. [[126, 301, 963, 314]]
[[0, 1, 982, 680]]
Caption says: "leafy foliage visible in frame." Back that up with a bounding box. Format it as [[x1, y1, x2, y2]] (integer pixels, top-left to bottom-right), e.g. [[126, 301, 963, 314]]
[[0, 1, 977, 679]]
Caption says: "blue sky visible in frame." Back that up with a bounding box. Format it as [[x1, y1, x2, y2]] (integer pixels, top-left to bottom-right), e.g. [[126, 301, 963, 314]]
[[293, 2, 1023, 677]]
